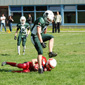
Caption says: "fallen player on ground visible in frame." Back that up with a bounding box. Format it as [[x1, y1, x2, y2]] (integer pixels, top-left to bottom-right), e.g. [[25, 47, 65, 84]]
[[1, 56, 57, 73]]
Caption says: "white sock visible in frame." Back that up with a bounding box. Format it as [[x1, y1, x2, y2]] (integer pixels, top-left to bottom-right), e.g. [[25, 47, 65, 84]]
[[23, 46, 26, 52], [17, 46, 20, 55]]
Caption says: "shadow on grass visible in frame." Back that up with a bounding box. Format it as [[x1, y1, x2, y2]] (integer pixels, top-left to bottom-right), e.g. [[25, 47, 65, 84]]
[[0, 69, 33, 73], [0, 69, 12, 72], [0, 54, 10, 56]]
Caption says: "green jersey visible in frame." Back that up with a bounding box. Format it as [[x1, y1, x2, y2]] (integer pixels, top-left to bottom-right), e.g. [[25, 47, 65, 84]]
[[31, 17, 49, 35], [17, 23, 30, 36]]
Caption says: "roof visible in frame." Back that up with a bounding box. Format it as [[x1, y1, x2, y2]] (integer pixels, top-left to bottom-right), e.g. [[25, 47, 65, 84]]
[[0, 0, 85, 6]]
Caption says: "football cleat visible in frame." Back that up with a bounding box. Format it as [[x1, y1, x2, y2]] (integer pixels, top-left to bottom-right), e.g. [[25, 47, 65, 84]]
[[18, 53, 20, 55], [38, 68, 43, 74], [48, 52, 57, 58], [23, 51, 25, 55], [1, 62, 6, 66]]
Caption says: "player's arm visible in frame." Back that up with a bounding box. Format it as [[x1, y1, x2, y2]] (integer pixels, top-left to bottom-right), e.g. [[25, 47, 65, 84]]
[[1, 18, 5, 20], [27, 29, 30, 35], [2, 17, 6, 20], [27, 26, 30, 35], [44, 28, 47, 34], [37, 26, 43, 43], [32, 59, 38, 71], [26, 24, 30, 37], [14, 27, 19, 40], [15, 28, 19, 36], [31, 59, 38, 66], [37, 26, 46, 48], [11, 17, 14, 22]]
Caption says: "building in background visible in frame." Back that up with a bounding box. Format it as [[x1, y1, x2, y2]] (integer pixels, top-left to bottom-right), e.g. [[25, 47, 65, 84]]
[[0, 0, 85, 26]]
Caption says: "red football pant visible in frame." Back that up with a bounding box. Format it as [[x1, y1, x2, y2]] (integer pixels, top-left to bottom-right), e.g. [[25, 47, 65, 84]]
[[6, 62, 30, 72]]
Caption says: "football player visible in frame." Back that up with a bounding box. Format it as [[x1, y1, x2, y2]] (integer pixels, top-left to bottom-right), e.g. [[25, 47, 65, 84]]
[[1, 56, 57, 73], [31, 10, 57, 73], [14, 16, 30, 55]]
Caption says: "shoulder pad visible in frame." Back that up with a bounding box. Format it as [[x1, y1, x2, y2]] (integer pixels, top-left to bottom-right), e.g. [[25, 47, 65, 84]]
[[25, 23, 30, 26], [37, 17, 45, 25]]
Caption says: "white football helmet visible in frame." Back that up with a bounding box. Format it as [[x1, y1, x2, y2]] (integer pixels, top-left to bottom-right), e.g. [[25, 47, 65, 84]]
[[43, 10, 54, 24], [46, 58, 57, 71], [20, 16, 26, 24]]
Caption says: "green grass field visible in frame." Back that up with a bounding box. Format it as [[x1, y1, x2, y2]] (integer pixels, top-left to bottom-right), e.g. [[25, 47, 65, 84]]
[[0, 28, 85, 85]]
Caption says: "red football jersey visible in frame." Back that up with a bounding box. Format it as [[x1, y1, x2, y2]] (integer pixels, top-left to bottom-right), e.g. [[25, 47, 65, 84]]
[[33, 56, 47, 70], [24, 56, 47, 72]]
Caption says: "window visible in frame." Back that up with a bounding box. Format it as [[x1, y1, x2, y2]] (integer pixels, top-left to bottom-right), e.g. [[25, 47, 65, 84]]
[[49, 6, 61, 11], [78, 12, 85, 23], [23, 6, 34, 11], [10, 6, 21, 11], [24, 12, 34, 23], [78, 5, 85, 10], [77, 5, 85, 23], [36, 6, 47, 11], [36, 12, 44, 19], [0, 8, 8, 17], [64, 6, 76, 10], [64, 12, 76, 23], [12, 12, 22, 23]]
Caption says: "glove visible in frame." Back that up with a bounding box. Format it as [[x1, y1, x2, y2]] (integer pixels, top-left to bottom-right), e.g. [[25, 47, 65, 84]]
[[41, 42, 46, 48], [14, 36, 17, 40]]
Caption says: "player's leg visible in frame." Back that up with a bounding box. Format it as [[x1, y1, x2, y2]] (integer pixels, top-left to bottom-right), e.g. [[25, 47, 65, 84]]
[[3, 23, 6, 32], [2, 62, 29, 69], [17, 35, 22, 55], [42, 33, 57, 57], [55, 24, 57, 33], [37, 55, 43, 73], [31, 36, 43, 55], [31, 36, 43, 73], [22, 35, 27, 55], [17, 63, 27, 69], [58, 22, 60, 33], [23, 46, 26, 55], [57, 23, 59, 33], [2, 62, 17, 66], [42, 33, 53, 52], [17, 62, 30, 72], [10, 23, 12, 32], [9, 23, 12, 32], [2, 61, 30, 72], [52, 22, 55, 33], [49, 38, 54, 52], [1, 23, 3, 32]]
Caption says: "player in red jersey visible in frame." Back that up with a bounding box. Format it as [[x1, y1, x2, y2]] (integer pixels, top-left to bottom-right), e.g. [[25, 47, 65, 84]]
[[1, 56, 57, 73]]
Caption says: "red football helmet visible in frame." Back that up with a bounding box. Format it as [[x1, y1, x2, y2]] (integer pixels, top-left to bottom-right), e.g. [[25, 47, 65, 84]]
[[46, 58, 57, 71]]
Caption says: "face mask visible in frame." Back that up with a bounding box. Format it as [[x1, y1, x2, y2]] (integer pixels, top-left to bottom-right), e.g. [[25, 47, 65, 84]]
[[21, 20, 25, 24]]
